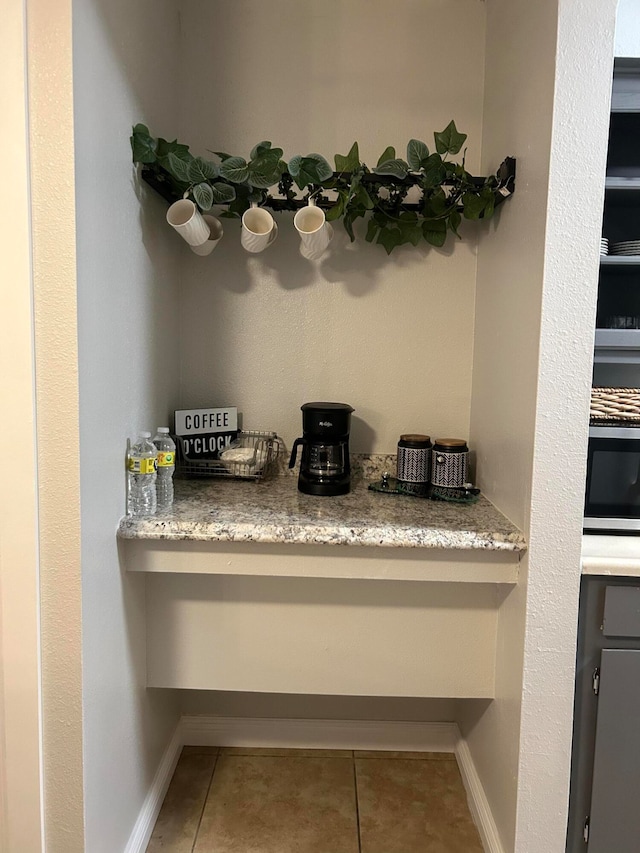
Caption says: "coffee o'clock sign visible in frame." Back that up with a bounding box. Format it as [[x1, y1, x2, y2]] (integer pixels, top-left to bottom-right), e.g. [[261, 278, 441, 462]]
[[174, 407, 238, 460]]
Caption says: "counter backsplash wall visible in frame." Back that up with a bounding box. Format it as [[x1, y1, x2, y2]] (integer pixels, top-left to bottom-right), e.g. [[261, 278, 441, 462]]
[[176, 0, 487, 454]]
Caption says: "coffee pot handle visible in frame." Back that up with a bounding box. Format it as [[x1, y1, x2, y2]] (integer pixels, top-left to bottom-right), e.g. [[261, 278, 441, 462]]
[[288, 437, 306, 469]]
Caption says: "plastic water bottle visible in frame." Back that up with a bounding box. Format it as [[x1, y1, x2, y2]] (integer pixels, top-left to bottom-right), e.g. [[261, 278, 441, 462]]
[[153, 427, 176, 509], [127, 431, 157, 516]]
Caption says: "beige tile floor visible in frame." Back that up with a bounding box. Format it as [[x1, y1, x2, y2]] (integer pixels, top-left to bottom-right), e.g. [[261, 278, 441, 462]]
[[147, 747, 484, 853]]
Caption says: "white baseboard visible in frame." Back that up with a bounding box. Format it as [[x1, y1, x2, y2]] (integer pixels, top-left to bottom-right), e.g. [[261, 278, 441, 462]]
[[456, 736, 505, 853], [124, 721, 183, 853], [181, 714, 459, 752], [127, 716, 501, 853]]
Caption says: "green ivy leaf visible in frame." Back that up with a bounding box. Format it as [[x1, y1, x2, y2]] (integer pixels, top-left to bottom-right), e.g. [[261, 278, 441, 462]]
[[306, 153, 333, 182], [421, 153, 446, 188], [397, 212, 421, 247], [246, 170, 278, 189], [224, 183, 251, 217], [156, 138, 191, 160], [335, 142, 360, 173], [407, 139, 429, 171], [365, 218, 380, 243], [210, 182, 236, 204], [400, 223, 423, 246], [462, 192, 486, 220], [434, 120, 467, 156], [188, 157, 219, 183], [288, 155, 302, 177], [374, 159, 409, 180], [377, 225, 402, 255], [211, 151, 233, 161], [326, 192, 346, 222], [352, 183, 374, 210], [448, 210, 462, 238], [343, 210, 356, 242], [193, 182, 214, 211], [377, 146, 396, 167], [247, 169, 280, 189], [481, 186, 495, 219], [247, 149, 283, 188], [131, 125, 157, 164], [423, 218, 447, 247], [219, 156, 250, 183], [250, 140, 272, 159], [161, 152, 191, 182], [288, 153, 333, 190], [423, 188, 448, 218]]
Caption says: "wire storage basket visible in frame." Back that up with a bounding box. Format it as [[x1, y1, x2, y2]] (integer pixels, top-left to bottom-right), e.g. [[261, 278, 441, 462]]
[[176, 430, 281, 480], [590, 388, 640, 424]]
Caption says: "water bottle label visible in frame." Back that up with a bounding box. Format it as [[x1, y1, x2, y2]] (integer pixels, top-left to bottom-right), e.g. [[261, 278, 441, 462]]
[[157, 451, 175, 467], [128, 457, 157, 474]]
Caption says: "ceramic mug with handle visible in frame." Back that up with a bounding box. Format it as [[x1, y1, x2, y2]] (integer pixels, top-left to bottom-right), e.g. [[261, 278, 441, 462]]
[[293, 199, 333, 260], [241, 204, 278, 253], [166, 198, 211, 247], [190, 215, 224, 256]]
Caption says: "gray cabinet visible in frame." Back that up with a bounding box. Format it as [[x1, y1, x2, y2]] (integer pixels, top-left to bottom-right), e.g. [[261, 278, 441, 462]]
[[567, 578, 640, 851]]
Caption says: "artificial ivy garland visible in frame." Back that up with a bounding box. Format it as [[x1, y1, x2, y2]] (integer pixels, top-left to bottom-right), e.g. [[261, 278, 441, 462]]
[[131, 122, 510, 255]]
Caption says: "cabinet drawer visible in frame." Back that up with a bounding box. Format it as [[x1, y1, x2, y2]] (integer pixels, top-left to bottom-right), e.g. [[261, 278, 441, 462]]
[[603, 585, 640, 637]]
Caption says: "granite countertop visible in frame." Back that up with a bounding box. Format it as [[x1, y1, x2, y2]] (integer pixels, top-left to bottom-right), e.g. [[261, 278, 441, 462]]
[[118, 465, 526, 553]]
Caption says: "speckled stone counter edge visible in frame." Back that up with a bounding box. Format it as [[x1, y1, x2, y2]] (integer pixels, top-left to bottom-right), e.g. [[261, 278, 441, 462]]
[[119, 454, 526, 553]]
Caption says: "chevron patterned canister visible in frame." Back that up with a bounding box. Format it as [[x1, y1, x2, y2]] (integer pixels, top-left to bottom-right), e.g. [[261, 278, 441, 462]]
[[397, 434, 432, 495], [431, 439, 469, 488]]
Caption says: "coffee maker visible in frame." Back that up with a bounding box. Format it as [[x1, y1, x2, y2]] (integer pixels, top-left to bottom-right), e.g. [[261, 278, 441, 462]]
[[289, 402, 354, 496]]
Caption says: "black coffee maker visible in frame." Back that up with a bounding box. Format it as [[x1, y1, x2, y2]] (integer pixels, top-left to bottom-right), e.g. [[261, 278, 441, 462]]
[[289, 402, 354, 496]]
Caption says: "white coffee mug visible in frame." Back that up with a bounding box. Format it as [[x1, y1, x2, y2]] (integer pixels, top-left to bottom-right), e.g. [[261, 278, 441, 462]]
[[166, 199, 211, 246], [241, 204, 278, 253], [293, 200, 333, 260], [190, 215, 224, 256]]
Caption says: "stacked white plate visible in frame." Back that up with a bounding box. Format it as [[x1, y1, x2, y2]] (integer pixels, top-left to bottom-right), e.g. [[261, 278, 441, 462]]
[[600, 237, 609, 255], [610, 240, 640, 256]]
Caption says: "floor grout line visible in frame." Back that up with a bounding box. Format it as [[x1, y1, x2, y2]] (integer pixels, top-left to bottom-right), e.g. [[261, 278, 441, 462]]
[[352, 751, 363, 853], [190, 750, 219, 853]]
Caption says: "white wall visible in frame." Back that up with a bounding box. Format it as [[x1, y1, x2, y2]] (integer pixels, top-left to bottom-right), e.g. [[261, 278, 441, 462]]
[[616, 0, 640, 57], [176, 0, 487, 453], [73, 0, 183, 848], [464, 1, 617, 851]]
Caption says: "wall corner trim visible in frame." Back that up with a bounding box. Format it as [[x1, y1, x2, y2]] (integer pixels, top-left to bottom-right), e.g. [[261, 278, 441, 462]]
[[456, 736, 506, 853], [123, 721, 183, 853]]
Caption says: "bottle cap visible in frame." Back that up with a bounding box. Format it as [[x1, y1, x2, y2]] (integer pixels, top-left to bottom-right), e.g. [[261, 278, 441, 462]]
[[139, 431, 151, 438], [157, 427, 170, 433]]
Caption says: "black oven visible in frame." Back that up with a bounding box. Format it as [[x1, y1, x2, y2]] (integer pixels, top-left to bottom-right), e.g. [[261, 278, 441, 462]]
[[585, 425, 640, 532]]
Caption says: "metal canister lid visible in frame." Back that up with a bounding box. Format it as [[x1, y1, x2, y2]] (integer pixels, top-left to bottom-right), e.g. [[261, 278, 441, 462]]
[[399, 434, 432, 448], [433, 438, 468, 451]]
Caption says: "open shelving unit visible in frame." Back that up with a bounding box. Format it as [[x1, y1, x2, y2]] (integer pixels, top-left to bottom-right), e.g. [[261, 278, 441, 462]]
[[594, 59, 640, 376]]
